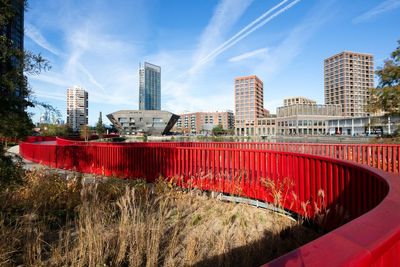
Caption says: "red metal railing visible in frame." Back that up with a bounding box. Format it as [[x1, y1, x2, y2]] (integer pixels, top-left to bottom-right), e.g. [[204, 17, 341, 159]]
[[24, 136, 56, 143], [54, 138, 400, 173], [161, 142, 400, 173], [0, 137, 19, 144], [55, 137, 187, 146], [19, 139, 400, 266]]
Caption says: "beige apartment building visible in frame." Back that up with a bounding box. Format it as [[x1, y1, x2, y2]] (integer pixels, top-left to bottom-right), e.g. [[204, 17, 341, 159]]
[[284, 97, 316, 106], [324, 51, 374, 117], [67, 86, 88, 131], [234, 75, 268, 136], [256, 116, 277, 136], [174, 111, 234, 134], [276, 102, 342, 135]]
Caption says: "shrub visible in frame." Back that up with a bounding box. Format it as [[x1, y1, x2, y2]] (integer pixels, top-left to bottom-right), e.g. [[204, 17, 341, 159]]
[[0, 146, 24, 189]]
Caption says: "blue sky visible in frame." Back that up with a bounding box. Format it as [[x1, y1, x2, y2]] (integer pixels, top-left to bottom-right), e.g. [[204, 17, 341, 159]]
[[25, 0, 400, 125]]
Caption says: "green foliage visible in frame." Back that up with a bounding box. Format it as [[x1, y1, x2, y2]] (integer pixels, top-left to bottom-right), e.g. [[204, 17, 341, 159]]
[[80, 125, 90, 141], [0, 146, 23, 189], [110, 137, 125, 142], [95, 112, 106, 138], [367, 40, 400, 116], [376, 40, 400, 88], [226, 128, 235, 135], [367, 86, 400, 116], [211, 124, 226, 136], [40, 124, 72, 136]]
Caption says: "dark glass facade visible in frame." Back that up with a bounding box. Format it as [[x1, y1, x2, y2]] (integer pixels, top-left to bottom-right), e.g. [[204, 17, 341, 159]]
[[0, 0, 24, 50], [139, 62, 161, 110], [0, 0, 24, 98]]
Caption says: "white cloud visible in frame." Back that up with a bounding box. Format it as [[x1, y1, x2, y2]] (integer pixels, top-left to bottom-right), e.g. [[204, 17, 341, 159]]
[[34, 90, 65, 101], [353, 0, 400, 23], [29, 73, 70, 87], [228, 48, 269, 62], [76, 62, 107, 95], [193, 0, 254, 64], [28, 18, 140, 107], [159, 0, 254, 113], [161, 0, 302, 114], [189, 0, 301, 74], [253, 0, 334, 79], [25, 23, 61, 55]]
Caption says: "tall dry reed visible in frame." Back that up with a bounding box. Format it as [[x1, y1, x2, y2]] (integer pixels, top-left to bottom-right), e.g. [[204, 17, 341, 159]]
[[0, 168, 321, 267]]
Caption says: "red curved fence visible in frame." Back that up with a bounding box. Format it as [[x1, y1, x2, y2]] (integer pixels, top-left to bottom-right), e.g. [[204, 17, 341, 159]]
[[54, 138, 400, 173], [151, 142, 400, 173], [19, 139, 400, 266], [24, 136, 56, 143], [0, 137, 19, 144]]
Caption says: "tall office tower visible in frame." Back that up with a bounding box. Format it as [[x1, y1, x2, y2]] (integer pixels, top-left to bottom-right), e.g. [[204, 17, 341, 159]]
[[139, 62, 161, 110], [324, 51, 374, 117], [67, 86, 88, 131], [234, 75, 264, 136]]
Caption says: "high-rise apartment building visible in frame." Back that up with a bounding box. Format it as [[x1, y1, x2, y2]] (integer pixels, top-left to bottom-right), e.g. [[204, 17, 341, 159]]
[[67, 86, 88, 131], [324, 51, 374, 117], [234, 75, 266, 136], [139, 62, 161, 110]]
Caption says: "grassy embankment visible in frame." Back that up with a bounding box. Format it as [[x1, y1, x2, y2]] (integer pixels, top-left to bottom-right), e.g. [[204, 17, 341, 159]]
[[0, 152, 322, 267]]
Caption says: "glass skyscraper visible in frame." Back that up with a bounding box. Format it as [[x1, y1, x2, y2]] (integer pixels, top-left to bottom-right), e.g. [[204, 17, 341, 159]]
[[139, 62, 161, 110]]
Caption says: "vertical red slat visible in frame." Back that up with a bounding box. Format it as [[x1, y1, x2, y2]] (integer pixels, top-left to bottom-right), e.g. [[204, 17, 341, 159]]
[[305, 157, 310, 203], [377, 146, 381, 170], [221, 149, 226, 185], [383, 146, 387, 171], [250, 151, 255, 198], [392, 146, 396, 173], [398, 147, 400, 173]]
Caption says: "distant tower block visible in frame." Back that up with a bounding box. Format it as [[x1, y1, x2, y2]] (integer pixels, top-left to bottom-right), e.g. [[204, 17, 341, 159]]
[[139, 62, 161, 110], [67, 86, 88, 131], [234, 75, 265, 136], [324, 51, 374, 117]]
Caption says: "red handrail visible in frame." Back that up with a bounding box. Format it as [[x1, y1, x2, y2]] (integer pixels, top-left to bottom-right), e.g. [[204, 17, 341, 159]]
[[0, 137, 19, 143], [50, 140, 399, 173]]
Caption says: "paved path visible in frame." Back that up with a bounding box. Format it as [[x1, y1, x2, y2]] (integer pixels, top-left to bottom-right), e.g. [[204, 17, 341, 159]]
[[7, 145, 19, 154], [7, 145, 42, 171], [6, 145, 99, 182]]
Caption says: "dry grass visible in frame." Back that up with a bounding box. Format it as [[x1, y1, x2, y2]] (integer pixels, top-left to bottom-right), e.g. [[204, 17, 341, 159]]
[[0, 168, 321, 267]]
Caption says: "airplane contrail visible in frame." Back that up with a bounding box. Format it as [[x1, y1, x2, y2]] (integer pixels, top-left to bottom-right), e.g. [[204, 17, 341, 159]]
[[165, 0, 302, 90], [197, 0, 292, 65], [207, 0, 302, 62], [190, 0, 302, 73]]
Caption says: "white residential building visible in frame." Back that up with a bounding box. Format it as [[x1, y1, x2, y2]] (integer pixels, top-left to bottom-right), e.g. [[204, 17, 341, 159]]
[[67, 86, 88, 131]]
